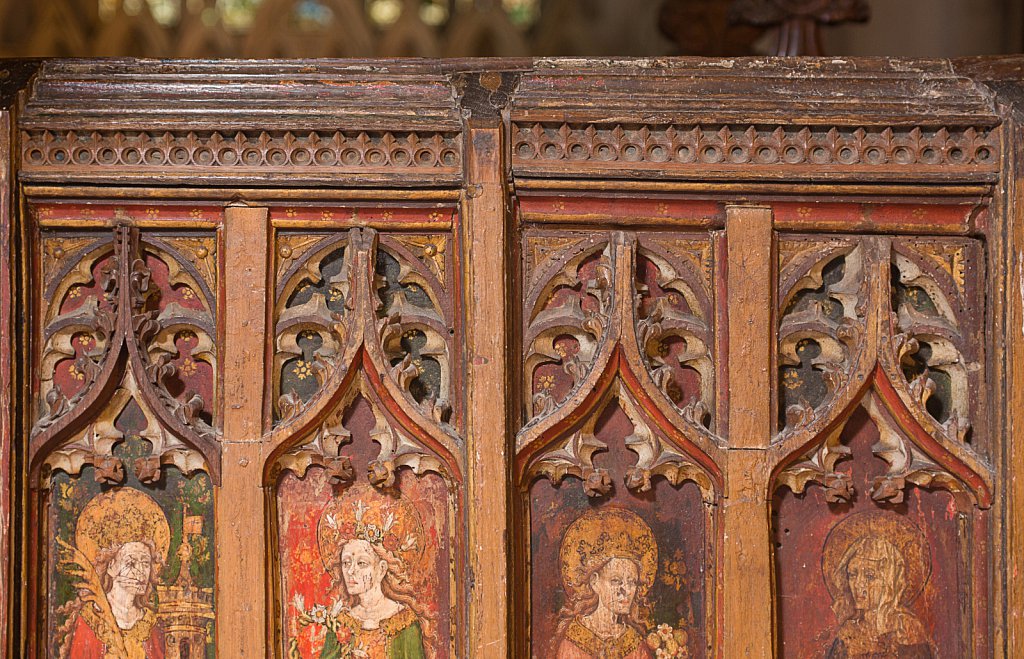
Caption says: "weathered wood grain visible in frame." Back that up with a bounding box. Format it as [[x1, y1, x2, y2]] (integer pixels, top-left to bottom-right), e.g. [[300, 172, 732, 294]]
[[722, 205, 775, 657], [217, 204, 270, 656]]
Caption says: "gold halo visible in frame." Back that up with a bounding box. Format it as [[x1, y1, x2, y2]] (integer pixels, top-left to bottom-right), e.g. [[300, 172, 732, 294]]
[[317, 483, 426, 573], [75, 489, 171, 566], [559, 507, 658, 599], [821, 510, 931, 605]]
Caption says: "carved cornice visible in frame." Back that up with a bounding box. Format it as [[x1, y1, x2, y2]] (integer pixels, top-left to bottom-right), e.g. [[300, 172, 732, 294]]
[[17, 59, 464, 184], [19, 129, 461, 182], [512, 123, 999, 180]]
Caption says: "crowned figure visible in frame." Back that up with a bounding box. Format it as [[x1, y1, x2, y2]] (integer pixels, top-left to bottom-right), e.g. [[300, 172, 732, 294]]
[[554, 507, 659, 659], [292, 483, 433, 659]]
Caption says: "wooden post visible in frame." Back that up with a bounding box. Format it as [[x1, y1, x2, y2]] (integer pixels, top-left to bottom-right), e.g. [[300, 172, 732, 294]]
[[0, 107, 11, 659], [462, 72, 512, 659], [1005, 119, 1024, 659], [722, 204, 775, 657], [216, 204, 269, 656]]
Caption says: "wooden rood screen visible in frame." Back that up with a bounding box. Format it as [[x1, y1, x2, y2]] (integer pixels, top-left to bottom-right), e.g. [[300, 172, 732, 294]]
[[1, 57, 1024, 658]]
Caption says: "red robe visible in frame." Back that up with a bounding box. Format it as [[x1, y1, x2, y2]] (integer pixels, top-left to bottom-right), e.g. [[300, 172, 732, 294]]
[[69, 605, 165, 659]]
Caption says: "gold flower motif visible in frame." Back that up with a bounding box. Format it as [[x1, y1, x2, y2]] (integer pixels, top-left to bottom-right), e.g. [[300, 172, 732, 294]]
[[327, 287, 344, 303], [68, 364, 85, 381], [782, 370, 802, 389], [67, 286, 82, 299], [321, 210, 334, 220], [381, 210, 394, 220], [145, 208, 160, 218], [285, 208, 298, 217], [797, 207, 812, 218], [181, 287, 196, 300], [428, 211, 444, 222], [538, 374, 555, 390], [189, 208, 204, 219], [293, 360, 313, 380], [179, 357, 198, 377]]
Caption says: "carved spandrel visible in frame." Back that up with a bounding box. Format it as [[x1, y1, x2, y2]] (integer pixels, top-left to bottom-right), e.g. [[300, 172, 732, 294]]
[[635, 238, 715, 428], [32, 223, 220, 484], [524, 239, 612, 421], [890, 238, 984, 448], [273, 225, 455, 428], [778, 241, 865, 432], [775, 233, 991, 506]]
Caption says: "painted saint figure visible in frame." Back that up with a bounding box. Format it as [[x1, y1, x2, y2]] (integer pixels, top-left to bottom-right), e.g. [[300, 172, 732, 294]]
[[554, 507, 658, 659], [313, 484, 433, 659], [57, 488, 170, 658], [823, 512, 935, 659]]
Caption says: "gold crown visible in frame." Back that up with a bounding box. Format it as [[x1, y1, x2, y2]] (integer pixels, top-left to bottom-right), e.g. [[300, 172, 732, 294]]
[[559, 507, 657, 598]]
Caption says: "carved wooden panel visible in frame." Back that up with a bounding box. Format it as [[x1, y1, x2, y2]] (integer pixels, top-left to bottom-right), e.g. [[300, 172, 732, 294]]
[[517, 228, 722, 658], [773, 230, 991, 658], [265, 209, 463, 657], [29, 204, 221, 657], [3, 57, 1024, 659]]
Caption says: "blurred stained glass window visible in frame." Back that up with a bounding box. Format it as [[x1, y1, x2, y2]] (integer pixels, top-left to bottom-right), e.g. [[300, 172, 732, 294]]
[[97, 0, 540, 30]]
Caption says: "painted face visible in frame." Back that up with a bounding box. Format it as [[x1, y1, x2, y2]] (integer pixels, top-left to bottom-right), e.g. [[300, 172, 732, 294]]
[[590, 557, 639, 616], [107, 541, 152, 596], [341, 539, 387, 597], [847, 555, 886, 611]]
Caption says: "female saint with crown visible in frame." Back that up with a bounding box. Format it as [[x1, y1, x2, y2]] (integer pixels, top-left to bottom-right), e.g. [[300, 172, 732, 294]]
[[308, 483, 433, 659], [554, 507, 658, 659]]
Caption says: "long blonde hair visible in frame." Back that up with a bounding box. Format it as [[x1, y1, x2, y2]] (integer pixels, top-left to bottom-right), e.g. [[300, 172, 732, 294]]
[[553, 556, 651, 654], [331, 539, 436, 653]]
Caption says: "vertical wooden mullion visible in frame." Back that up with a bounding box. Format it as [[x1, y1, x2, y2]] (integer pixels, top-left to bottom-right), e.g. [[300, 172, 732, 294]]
[[0, 107, 11, 659], [463, 83, 511, 658], [722, 204, 776, 658], [216, 203, 270, 657], [1003, 115, 1024, 659]]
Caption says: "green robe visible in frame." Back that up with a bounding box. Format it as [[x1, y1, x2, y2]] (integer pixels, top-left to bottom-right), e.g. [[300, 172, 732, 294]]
[[319, 607, 426, 659]]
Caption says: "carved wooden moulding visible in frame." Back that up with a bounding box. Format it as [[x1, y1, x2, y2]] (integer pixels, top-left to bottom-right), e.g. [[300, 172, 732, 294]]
[[265, 210, 463, 657], [512, 123, 999, 176], [31, 204, 220, 657], [16, 60, 464, 185], [510, 60, 1002, 184], [20, 129, 462, 178], [517, 228, 723, 658]]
